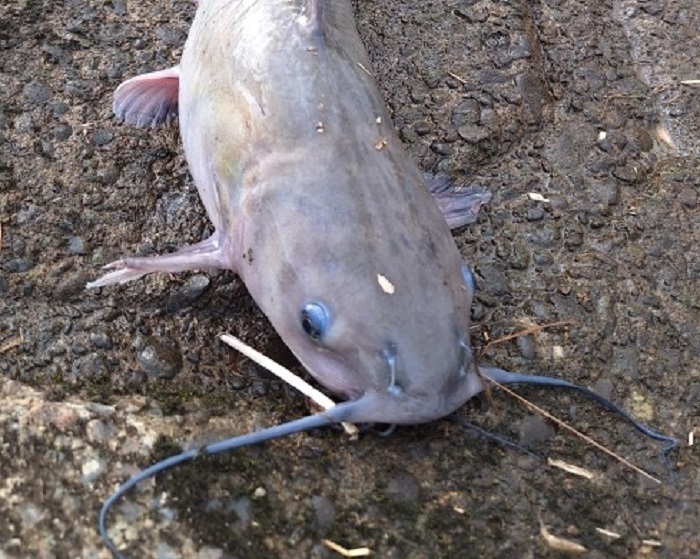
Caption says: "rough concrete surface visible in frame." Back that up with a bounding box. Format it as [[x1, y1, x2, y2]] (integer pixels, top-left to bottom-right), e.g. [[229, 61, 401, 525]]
[[1, 0, 698, 558]]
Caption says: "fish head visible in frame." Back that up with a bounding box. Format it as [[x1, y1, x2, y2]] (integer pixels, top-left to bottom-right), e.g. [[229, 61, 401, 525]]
[[237, 160, 486, 425]]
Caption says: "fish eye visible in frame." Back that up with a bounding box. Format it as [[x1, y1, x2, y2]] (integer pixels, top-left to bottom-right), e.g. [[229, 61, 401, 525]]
[[300, 302, 330, 341], [461, 264, 476, 295]]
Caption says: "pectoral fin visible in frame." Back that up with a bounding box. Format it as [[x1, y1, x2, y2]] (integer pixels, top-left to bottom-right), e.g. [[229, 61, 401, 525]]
[[113, 66, 180, 128], [86, 232, 231, 289]]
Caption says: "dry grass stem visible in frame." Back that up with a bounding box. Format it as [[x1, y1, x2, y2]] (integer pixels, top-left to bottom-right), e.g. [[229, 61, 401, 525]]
[[478, 319, 576, 358], [488, 378, 661, 484], [448, 71, 468, 84], [595, 527, 621, 540], [547, 458, 597, 480]]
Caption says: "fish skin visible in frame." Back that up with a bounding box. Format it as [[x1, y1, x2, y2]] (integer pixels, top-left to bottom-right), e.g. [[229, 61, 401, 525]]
[[93, 0, 491, 424]]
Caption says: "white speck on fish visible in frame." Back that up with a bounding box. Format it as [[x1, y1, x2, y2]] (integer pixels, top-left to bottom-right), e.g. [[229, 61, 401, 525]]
[[377, 274, 395, 294]]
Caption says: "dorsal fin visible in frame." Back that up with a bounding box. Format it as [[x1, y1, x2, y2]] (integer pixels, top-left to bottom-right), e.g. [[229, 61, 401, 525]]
[[300, 0, 324, 36]]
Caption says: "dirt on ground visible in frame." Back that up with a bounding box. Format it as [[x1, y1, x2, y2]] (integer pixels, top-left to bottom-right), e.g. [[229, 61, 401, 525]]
[[1, 0, 698, 558]]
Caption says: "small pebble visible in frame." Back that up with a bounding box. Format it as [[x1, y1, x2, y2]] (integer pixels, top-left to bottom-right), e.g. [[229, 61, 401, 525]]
[[431, 142, 454, 156], [69, 353, 108, 383], [92, 129, 114, 146], [18, 503, 45, 528], [86, 419, 115, 444], [517, 335, 536, 360], [386, 470, 420, 503], [312, 495, 336, 533], [613, 164, 638, 183], [156, 542, 179, 559], [41, 141, 54, 158], [414, 121, 432, 136], [23, 80, 52, 104], [679, 186, 697, 208], [51, 101, 69, 116], [89, 332, 113, 350], [137, 338, 183, 379], [15, 204, 40, 224], [67, 236, 89, 255], [457, 124, 490, 144], [6, 258, 33, 273], [519, 415, 555, 446], [81, 458, 105, 483], [181, 274, 210, 302], [526, 207, 545, 221]]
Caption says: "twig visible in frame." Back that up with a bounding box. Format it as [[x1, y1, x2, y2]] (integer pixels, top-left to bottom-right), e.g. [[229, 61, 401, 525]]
[[547, 458, 596, 480], [220, 333, 358, 437], [357, 62, 372, 76], [539, 513, 587, 553], [447, 71, 468, 84], [0, 333, 23, 354]]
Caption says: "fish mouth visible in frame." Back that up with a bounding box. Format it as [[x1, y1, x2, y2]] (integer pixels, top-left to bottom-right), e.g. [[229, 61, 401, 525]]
[[380, 334, 475, 388]]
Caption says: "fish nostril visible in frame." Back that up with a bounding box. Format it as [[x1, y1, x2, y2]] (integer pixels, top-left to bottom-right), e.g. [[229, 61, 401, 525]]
[[458, 338, 473, 378], [383, 344, 401, 395], [461, 263, 476, 296]]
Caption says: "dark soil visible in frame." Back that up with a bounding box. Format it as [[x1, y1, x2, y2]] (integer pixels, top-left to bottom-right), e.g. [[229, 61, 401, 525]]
[[1, 0, 698, 558]]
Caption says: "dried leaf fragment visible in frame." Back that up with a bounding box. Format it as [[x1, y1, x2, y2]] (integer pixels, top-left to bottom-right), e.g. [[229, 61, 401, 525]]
[[595, 527, 621, 540], [528, 192, 551, 203], [374, 137, 388, 150], [548, 458, 596, 480], [0, 334, 23, 354], [323, 539, 372, 557], [540, 518, 587, 554], [655, 124, 677, 149]]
